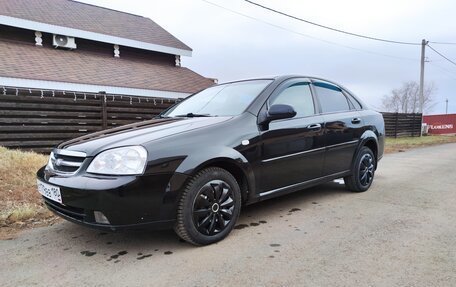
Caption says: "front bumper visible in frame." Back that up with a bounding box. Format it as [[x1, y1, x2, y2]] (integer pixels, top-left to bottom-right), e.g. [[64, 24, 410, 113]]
[[37, 166, 189, 231]]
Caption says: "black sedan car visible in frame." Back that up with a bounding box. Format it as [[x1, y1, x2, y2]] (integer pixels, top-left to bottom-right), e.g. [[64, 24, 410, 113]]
[[37, 75, 384, 245]]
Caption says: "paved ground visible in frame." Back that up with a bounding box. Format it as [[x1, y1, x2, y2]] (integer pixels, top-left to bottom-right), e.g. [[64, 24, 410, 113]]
[[1, 144, 455, 287]]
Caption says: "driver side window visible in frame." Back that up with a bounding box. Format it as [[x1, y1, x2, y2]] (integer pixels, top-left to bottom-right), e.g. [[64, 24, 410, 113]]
[[270, 82, 315, 118]]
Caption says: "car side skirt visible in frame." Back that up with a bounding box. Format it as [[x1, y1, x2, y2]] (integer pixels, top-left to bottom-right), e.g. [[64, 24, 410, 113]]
[[248, 170, 351, 203]]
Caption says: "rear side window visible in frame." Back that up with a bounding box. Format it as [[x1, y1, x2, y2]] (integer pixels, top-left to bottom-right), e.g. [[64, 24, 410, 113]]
[[313, 82, 350, 113], [345, 93, 363, 110], [270, 82, 315, 118]]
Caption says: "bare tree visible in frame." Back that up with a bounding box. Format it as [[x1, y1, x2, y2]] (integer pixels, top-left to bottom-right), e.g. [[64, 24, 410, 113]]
[[382, 81, 436, 113]]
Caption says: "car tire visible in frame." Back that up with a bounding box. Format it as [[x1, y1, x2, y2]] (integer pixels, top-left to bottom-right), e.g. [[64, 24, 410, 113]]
[[344, 146, 376, 192], [174, 167, 241, 245]]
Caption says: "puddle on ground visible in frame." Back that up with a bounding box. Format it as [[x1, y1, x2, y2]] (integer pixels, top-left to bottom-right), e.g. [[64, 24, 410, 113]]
[[80, 251, 96, 257], [107, 251, 128, 261], [137, 254, 152, 260], [234, 224, 249, 230]]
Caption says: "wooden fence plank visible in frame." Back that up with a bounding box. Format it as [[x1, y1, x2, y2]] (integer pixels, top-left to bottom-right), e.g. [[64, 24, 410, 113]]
[[0, 133, 85, 140], [0, 102, 101, 112], [0, 140, 65, 147], [0, 110, 100, 118], [0, 118, 101, 124], [0, 126, 102, 132], [0, 94, 100, 105]]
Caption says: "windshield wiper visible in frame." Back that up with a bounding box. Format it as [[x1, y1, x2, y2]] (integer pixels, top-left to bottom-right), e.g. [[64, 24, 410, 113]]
[[174, 113, 212, 118], [155, 114, 171, 119]]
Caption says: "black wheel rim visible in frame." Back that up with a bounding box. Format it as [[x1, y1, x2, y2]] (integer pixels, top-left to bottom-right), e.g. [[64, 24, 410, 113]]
[[359, 153, 374, 186], [192, 180, 235, 236]]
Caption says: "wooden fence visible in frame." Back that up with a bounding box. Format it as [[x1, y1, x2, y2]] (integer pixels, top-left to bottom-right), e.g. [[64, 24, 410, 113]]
[[0, 87, 176, 153], [381, 112, 422, 138], [0, 88, 423, 153]]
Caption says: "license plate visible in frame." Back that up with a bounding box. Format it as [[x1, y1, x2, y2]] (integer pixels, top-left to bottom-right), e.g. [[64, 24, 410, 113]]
[[37, 180, 62, 204]]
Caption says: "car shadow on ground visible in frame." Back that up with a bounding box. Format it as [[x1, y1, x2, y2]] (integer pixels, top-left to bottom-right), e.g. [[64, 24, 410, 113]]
[[41, 181, 351, 260]]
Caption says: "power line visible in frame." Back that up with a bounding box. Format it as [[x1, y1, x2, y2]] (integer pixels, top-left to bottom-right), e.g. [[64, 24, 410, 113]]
[[427, 44, 456, 67], [429, 41, 456, 45], [201, 0, 419, 62], [244, 0, 421, 46]]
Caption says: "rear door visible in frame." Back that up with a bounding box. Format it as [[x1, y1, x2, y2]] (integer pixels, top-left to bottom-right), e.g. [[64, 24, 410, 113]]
[[312, 81, 364, 175], [258, 79, 326, 193]]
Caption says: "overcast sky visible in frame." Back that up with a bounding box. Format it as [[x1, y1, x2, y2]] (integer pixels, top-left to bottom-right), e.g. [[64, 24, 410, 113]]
[[79, 0, 456, 114]]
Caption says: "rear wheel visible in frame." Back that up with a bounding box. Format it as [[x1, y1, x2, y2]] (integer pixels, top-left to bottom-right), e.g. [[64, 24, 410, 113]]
[[174, 167, 241, 245], [344, 146, 376, 192]]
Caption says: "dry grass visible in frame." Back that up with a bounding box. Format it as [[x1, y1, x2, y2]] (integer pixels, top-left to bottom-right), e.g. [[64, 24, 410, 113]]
[[0, 146, 48, 202], [0, 147, 56, 239], [385, 134, 456, 153]]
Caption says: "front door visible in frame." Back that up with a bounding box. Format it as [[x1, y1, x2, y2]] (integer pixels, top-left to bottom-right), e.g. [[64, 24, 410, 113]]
[[258, 80, 326, 193]]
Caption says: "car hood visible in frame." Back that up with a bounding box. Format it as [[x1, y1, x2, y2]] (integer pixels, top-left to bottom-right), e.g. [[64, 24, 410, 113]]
[[58, 116, 232, 156]]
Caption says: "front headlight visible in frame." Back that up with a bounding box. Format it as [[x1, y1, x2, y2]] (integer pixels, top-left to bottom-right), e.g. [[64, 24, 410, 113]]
[[87, 146, 148, 175]]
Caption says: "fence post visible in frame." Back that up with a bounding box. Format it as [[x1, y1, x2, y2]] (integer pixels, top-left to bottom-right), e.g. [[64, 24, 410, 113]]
[[411, 113, 415, 137], [419, 113, 423, 137], [394, 112, 399, 138], [99, 91, 107, 130]]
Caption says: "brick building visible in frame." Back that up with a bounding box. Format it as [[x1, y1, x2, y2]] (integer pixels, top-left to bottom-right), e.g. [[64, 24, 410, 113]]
[[0, 0, 214, 98]]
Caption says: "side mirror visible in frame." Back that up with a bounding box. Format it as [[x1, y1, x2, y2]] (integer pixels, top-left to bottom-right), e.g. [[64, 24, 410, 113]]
[[259, 104, 297, 130], [267, 104, 297, 122]]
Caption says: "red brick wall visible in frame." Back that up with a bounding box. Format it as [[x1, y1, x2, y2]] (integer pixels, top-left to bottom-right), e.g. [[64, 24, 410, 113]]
[[423, 114, 456, 134]]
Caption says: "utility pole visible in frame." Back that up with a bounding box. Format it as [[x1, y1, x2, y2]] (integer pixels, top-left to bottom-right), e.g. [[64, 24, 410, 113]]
[[446, 98, 449, 114], [419, 39, 428, 115]]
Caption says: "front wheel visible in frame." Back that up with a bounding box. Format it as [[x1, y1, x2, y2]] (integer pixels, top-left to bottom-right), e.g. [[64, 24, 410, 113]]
[[344, 146, 376, 192], [174, 167, 241, 245]]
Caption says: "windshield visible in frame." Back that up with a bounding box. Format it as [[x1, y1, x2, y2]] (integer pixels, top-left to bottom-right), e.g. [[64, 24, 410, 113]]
[[164, 80, 272, 117]]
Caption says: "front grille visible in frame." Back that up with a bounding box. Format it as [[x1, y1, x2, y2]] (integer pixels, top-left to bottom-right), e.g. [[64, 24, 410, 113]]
[[50, 149, 86, 174]]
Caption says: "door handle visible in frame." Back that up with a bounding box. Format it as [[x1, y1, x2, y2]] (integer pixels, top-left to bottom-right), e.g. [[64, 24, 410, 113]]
[[307, 123, 321, 130], [351, 118, 361, 124]]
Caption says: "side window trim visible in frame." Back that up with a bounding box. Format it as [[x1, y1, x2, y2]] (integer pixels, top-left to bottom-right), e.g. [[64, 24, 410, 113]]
[[311, 80, 352, 115]]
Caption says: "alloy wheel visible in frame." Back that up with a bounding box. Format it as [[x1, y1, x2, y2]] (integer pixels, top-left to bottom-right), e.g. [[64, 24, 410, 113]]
[[359, 153, 374, 186], [192, 180, 235, 235]]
